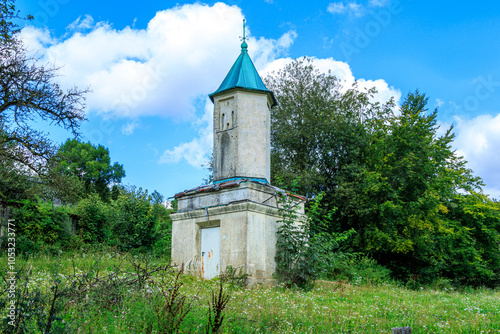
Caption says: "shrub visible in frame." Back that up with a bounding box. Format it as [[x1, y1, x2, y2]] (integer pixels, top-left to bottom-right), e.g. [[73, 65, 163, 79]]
[[152, 215, 172, 259], [111, 187, 170, 251], [74, 193, 111, 244], [274, 191, 315, 290], [11, 199, 72, 254]]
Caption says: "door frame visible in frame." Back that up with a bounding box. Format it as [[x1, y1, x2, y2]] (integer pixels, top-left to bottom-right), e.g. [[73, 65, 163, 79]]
[[197, 219, 221, 279]]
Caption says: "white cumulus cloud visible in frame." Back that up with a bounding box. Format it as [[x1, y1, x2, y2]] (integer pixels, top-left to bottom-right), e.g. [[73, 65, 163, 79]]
[[19, 3, 296, 120], [67, 15, 95, 32], [261, 57, 401, 107], [159, 100, 213, 168], [328, 2, 349, 14], [452, 114, 500, 199]]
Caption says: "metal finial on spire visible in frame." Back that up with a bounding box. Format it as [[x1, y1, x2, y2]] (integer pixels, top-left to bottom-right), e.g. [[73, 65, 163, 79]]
[[241, 19, 248, 51], [243, 19, 246, 41]]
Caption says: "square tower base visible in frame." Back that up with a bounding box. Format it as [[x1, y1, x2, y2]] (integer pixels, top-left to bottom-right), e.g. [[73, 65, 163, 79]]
[[170, 180, 305, 285]]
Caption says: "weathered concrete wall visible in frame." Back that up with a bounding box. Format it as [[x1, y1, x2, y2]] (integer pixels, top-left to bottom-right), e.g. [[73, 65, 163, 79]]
[[212, 89, 272, 183], [171, 189, 305, 285], [176, 181, 303, 213]]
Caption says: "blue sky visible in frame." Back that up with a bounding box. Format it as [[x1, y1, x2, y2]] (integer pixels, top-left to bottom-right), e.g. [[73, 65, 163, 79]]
[[15, 0, 500, 199]]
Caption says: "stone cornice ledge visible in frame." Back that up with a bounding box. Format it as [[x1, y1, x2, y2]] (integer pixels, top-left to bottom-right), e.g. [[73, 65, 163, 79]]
[[171, 200, 294, 220]]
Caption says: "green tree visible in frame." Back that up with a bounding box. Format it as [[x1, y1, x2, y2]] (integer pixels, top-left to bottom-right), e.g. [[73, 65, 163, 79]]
[[334, 91, 489, 284], [53, 139, 125, 202], [74, 193, 111, 244], [264, 57, 393, 198], [111, 187, 163, 251], [443, 193, 500, 286], [274, 189, 313, 289], [0, 145, 33, 202], [149, 190, 174, 257], [0, 0, 88, 200], [266, 59, 497, 286]]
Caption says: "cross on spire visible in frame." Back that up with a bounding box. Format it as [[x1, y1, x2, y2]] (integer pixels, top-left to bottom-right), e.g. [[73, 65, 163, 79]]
[[241, 19, 248, 51], [243, 19, 246, 41]]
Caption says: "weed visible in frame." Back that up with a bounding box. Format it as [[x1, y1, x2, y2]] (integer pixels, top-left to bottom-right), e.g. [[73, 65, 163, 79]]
[[153, 266, 194, 334], [2, 252, 499, 333], [1, 261, 69, 333], [205, 278, 230, 334], [220, 265, 249, 288]]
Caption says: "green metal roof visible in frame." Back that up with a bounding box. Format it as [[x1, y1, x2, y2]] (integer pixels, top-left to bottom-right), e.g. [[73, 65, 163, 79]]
[[209, 41, 277, 107]]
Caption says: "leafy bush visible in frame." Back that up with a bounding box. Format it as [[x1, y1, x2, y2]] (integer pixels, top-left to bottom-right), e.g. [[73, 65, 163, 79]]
[[275, 189, 365, 289], [346, 256, 392, 286], [6, 187, 173, 255], [74, 193, 112, 244], [274, 191, 315, 290], [152, 215, 172, 259], [11, 199, 73, 254], [314, 246, 392, 286], [111, 187, 171, 252]]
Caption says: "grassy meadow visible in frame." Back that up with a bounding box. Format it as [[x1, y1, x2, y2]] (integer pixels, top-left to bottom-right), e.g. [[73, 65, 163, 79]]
[[1, 251, 499, 333]]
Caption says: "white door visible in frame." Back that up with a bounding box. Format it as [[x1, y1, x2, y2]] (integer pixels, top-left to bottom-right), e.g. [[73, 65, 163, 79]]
[[201, 227, 220, 279]]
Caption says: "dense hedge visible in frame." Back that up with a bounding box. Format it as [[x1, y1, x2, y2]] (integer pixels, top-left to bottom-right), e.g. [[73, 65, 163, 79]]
[[2, 187, 173, 257]]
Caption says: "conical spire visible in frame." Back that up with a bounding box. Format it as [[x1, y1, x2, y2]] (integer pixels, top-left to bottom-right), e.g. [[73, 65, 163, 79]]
[[209, 20, 277, 107]]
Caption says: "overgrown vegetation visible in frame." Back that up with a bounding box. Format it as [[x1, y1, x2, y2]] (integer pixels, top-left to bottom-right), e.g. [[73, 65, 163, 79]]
[[2, 187, 173, 258], [266, 58, 500, 289], [274, 184, 315, 290], [1, 253, 499, 333], [0, 253, 232, 333]]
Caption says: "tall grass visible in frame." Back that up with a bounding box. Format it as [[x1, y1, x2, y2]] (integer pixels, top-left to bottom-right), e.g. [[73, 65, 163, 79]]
[[1, 251, 499, 333]]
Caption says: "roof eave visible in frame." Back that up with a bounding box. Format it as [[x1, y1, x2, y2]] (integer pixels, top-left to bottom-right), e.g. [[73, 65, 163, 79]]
[[209, 87, 277, 107]]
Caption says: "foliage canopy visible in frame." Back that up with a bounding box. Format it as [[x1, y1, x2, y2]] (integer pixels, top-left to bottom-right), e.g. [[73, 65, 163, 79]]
[[266, 58, 500, 287], [53, 139, 125, 202]]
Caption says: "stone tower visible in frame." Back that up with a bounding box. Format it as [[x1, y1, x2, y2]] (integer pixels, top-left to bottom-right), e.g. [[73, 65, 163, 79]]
[[170, 22, 305, 284], [209, 30, 276, 184]]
